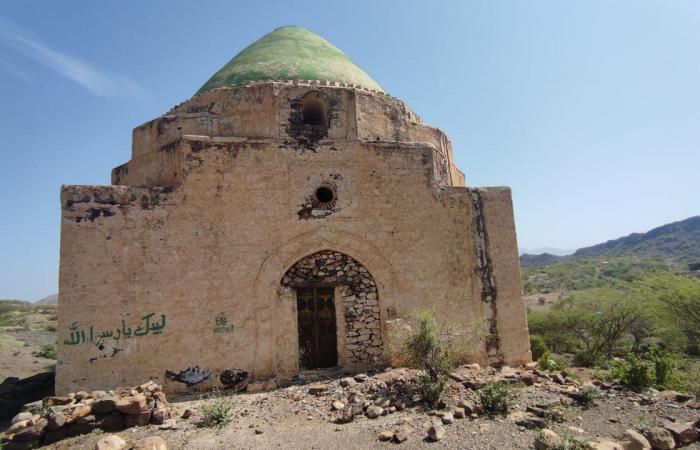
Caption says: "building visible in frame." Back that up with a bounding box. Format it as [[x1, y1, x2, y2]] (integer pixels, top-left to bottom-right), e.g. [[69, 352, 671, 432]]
[[57, 26, 531, 394]]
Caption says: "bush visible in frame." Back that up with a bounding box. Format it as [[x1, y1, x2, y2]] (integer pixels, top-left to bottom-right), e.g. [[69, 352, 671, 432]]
[[32, 343, 56, 359], [575, 386, 599, 407], [557, 434, 587, 450], [199, 391, 234, 428], [537, 351, 559, 371], [404, 310, 453, 407], [648, 349, 676, 387], [530, 335, 548, 360], [610, 354, 654, 389], [478, 381, 517, 417]]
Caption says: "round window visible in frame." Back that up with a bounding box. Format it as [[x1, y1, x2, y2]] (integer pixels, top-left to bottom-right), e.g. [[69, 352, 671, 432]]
[[315, 186, 334, 204]]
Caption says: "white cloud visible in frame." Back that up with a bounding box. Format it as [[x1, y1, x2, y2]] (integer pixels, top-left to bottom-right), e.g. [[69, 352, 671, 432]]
[[0, 17, 147, 99]]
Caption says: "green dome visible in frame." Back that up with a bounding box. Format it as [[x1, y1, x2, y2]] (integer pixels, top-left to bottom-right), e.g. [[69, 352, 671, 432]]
[[197, 26, 383, 94]]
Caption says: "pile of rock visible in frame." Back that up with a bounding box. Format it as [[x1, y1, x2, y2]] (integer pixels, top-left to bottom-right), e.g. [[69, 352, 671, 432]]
[[1, 380, 173, 450], [535, 421, 700, 450]]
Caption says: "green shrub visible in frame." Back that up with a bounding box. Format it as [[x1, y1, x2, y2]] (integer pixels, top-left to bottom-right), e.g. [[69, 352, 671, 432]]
[[556, 434, 587, 450], [32, 343, 56, 359], [199, 391, 234, 428], [650, 351, 675, 387], [573, 350, 599, 368], [537, 351, 559, 371], [575, 386, 599, 407], [610, 355, 654, 389], [478, 381, 517, 417], [404, 310, 453, 407], [530, 335, 548, 360]]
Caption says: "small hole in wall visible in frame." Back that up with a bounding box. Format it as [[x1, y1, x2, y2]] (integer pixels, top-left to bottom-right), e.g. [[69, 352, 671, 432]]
[[315, 186, 334, 204]]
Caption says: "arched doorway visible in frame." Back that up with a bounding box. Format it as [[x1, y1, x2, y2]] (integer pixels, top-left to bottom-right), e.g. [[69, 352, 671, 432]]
[[281, 250, 383, 369]]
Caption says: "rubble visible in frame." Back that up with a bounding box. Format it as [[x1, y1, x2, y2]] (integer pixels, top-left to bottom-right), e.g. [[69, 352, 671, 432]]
[[1, 381, 173, 449]]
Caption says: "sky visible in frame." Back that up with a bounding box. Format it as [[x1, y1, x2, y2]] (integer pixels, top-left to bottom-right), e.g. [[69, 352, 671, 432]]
[[1, 1, 698, 300]]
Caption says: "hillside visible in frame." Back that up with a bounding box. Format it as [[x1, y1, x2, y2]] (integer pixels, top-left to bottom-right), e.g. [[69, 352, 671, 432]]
[[521, 215, 700, 268], [35, 294, 57, 305]]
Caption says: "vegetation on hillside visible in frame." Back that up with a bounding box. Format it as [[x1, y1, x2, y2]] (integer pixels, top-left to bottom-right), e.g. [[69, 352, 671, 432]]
[[525, 255, 700, 393]]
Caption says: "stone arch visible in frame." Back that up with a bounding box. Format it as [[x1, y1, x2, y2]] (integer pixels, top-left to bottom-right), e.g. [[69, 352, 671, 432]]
[[281, 250, 383, 366]]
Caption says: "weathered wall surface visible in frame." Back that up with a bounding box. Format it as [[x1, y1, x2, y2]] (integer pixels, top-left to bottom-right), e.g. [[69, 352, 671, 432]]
[[58, 83, 529, 395]]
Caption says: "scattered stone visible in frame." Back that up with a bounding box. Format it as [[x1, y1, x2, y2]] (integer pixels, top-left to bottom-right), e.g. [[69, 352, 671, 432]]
[[587, 441, 623, 450], [308, 384, 328, 395], [526, 406, 549, 418], [458, 400, 477, 415], [664, 422, 698, 446], [94, 434, 128, 450], [332, 400, 344, 410], [181, 409, 194, 419], [643, 427, 676, 450], [378, 430, 394, 441], [132, 436, 167, 450], [441, 413, 454, 425], [340, 378, 357, 388], [255, 428, 264, 435], [520, 372, 537, 386], [354, 374, 369, 382], [12, 411, 33, 424], [393, 426, 409, 443], [116, 394, 147, 415], [339, 404, 355, 423], [427, 424, 446, 441], [535, 428, 562, 450], [552, 373, 566, 384], [454, 409, 465, 419], [620, 429, 651, 450], [158, 419, 178, 430], [366, 406, 383, 419], [91, 396, 117, 415], [515, 416, 547, 429]]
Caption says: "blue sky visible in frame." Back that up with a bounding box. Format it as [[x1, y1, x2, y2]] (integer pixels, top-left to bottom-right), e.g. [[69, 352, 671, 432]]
[[1, 1, 698, 300]]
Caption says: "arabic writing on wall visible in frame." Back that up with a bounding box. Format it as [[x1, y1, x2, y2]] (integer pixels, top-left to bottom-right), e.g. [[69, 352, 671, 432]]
[[63, 312, 167, 346]]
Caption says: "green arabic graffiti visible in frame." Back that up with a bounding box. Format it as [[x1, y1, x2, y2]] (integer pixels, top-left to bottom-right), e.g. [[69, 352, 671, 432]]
[[213, 312, 234, 334], [63, 313, 167, 346]]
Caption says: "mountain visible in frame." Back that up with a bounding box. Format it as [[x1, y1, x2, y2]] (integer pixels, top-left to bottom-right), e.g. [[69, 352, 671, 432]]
[[519, 247, 573, 257], [521, 215, 700, 267], [35, 294, 58, 305]]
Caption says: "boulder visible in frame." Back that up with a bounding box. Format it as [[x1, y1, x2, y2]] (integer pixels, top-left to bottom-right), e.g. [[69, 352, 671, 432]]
[[644, 427, 676, 450], [586, 441, 623, 450], [67, 405, 93, 423], [11, 412, 32, 424], [151, 405, 170, 425], [354, 373, 369, 382], [378, 430, 394, 441], [308, 384, 328, 395], [340, 378, 357, 388], [331, 401, 344, 411], [535, 429, 562, 450], [366, 406, 383, 419], [340, 404, 355, 423], [132, 436, 167, 450], [664, 422, 699, 446], [116, 394, 147, 415], [91, 396, 117, 414], [427, 424, 445, 441], [441, 413, 454, 425], [621, 429, 651, 450], [515, 416, 547, 429], [95, 434, 128, 450], [124, 410, 151, 427]]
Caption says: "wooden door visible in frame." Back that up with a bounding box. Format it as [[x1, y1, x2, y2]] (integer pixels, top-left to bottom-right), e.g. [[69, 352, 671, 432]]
[[297, 286, 338, 369]]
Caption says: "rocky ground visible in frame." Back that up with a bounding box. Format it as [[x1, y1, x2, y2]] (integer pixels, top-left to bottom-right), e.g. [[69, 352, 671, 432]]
[[2, 364, 699, 449]]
